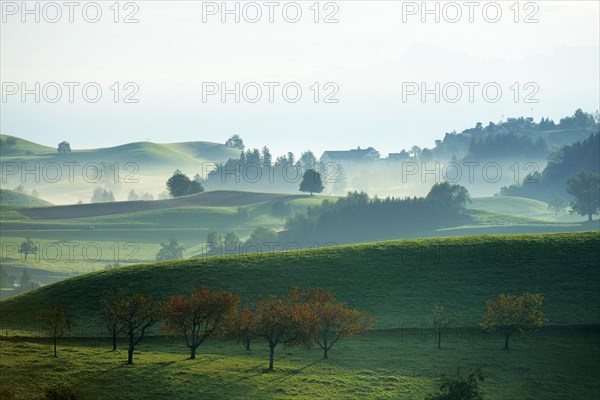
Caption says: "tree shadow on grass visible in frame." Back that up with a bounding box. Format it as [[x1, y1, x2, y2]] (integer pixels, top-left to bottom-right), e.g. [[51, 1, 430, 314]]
[[269, 360, 323, 383]]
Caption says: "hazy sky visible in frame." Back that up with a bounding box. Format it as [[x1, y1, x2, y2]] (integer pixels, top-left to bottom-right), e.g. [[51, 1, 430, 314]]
[[1, 0, 599, 158]]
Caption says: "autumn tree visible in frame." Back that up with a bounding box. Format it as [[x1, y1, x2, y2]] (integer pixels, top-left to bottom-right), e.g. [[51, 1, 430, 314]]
[[40, 304, 73, 357], [163, 286, 239, 359], [99, 285, 126, 351], [253, 291, 313, 371], [427, 305, 460, 349], [480, 292, 546, 350], [302, 288, 373, 359], [230, 306, 255, 351], [119, 294, 161, 364]]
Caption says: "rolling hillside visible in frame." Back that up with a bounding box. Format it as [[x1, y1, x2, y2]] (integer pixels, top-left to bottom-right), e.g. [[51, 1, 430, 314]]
[[0, 134, 239, 165], [0, 134, 55, 156], [1, 193, 596, 278], [1, 232, 598, 331], [0, 189, 52, 207], [0, 134, 245, 204], [470, 196, 557, 220], [19, 191, 307, 220]]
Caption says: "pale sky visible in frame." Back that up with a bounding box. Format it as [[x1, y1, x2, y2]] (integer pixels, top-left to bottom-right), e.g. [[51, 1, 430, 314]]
[[1, 0, 599, 158]]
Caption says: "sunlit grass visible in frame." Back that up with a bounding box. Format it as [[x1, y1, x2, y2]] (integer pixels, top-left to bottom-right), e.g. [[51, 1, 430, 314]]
[[0, 328, 598, 399]]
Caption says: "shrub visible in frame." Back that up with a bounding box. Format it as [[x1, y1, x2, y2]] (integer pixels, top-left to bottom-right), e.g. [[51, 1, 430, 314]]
[[43, 383, 83, 400], [426, 366, 485, 400]]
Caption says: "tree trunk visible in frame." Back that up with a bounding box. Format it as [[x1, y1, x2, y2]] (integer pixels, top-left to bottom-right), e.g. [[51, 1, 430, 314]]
[[589, 213, 593, 222], [128, 346, 134, 364], [53, 336, 57, 357], [245, 337, 251, 351], [504, 333, 511, 350], [112, 334, 117, 351], [323, 346, 328, 359], [190, 346, 197, 360], [268, 345, 275, 370], [437, 330, 442, 349]]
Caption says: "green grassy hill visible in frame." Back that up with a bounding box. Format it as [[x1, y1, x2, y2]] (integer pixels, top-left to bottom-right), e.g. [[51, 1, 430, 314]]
[[0, 134, 55, 156], [469, 196, 580, 222], [19, 191, 307, 220], [2, 231, 598, 331], [470, 197, 551, 218], [0, 192, 331, 276], [0, 134, 243, 205], [0, 189, 52, 207], [1, 193, 596, 277], [0, 135, 239, 165]]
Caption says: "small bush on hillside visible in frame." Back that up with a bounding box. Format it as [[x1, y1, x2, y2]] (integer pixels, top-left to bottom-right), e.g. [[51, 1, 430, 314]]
[[425, 366, 485, 400], [43, 383, 84, 400]]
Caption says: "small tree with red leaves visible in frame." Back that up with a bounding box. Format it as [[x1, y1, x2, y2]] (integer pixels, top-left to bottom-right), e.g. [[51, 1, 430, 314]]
[[253, 290, 314, 371], [302, 288, 374, 359], [163, 286, 239, 359], [230, 306, 255, 351]]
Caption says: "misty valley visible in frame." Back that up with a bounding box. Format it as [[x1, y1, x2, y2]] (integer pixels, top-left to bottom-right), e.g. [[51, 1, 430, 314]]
[[1, 3, 599, 399]]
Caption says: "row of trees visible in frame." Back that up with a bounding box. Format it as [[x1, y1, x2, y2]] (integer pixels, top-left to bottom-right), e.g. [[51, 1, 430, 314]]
[[283, 182, 471, 245], [426, 292, 546, 352], [12, 184, 41, 198], [42, 291, 545, 368], [127, 190, 155, 201], [403, 109, 598, 163], [466, 132, 548, 160], [87, 188, 170, 204], [206, 140, 328, 192], [97, 286, 373, 368], [155, 224, 286, 261], [90, 187, 115, 203], [205, 226, 281, 255]]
